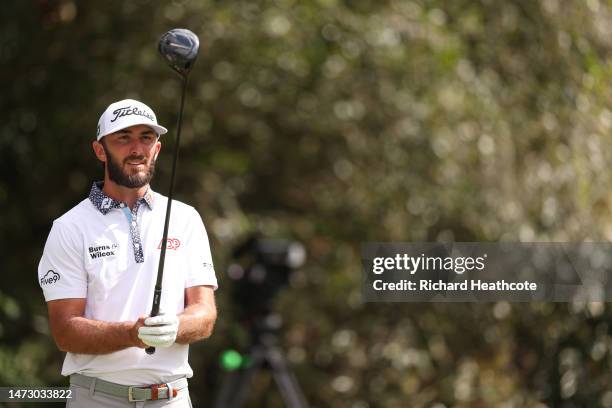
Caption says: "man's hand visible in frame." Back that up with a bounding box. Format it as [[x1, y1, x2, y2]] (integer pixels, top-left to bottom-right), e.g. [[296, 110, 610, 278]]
[[130, 316, 148, 349], [137, 314, 179, 348]]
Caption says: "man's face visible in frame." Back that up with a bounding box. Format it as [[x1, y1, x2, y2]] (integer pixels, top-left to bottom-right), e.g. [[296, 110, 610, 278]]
[[96, 124, 161, 189]]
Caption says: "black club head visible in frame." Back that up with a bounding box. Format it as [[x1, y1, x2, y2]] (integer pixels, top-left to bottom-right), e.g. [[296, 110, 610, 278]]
[[158, 29, 200, 77]]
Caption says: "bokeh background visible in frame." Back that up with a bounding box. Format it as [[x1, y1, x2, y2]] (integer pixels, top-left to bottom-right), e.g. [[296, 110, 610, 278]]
[[2, 0, 612, 406]]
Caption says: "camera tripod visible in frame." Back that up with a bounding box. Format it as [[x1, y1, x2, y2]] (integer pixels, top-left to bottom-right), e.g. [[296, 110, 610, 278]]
[[214, 318, 308, 408]]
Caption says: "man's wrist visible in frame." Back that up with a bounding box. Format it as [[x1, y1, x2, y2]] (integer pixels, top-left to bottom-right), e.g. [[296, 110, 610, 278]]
[[126, 320, 145, 348]]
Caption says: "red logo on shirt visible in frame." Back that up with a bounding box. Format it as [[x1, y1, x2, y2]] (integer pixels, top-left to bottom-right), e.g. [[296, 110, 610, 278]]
[[157, 238, 181, 250]]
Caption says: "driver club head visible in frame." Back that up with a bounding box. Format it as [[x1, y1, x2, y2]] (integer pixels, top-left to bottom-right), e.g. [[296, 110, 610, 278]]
[[158, 28, 200, 77]]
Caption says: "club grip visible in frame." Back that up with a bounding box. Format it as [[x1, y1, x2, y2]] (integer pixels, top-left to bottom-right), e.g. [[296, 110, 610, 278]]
[[145, 290, 162, 355]]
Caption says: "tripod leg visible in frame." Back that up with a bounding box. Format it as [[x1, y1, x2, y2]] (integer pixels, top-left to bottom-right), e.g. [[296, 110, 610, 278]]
[[214, 346, 266, 408], [265, 346, 309, 408], [215, 370, 246, 408]]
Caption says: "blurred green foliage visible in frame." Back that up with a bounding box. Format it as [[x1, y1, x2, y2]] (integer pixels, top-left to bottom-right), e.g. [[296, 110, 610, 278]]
[[2, 0, 612, 407]]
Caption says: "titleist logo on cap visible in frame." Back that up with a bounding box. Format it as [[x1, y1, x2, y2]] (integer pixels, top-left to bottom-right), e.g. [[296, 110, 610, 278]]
[[110, 106, 155, 123]]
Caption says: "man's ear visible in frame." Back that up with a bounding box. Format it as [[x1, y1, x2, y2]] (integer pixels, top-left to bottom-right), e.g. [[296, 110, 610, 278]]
[[92, 140, 106, 162], [154, 140, 161, 160]]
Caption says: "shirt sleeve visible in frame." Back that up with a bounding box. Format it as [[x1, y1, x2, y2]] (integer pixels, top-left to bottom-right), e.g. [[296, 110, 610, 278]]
[[38, 220, 88, 301], [184, 208, 218, 290]]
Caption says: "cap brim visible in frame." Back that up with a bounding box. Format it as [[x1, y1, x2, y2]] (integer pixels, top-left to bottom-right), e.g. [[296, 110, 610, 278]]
[[150, 124, 168, 136], [97, 122, 168, 141]]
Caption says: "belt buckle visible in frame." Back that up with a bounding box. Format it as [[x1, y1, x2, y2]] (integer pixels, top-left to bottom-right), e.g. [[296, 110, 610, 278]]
[[128, 386, 147, 402]]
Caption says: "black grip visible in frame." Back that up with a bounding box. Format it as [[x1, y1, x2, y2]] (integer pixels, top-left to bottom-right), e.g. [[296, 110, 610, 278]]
[[145, 289, 162, 355]]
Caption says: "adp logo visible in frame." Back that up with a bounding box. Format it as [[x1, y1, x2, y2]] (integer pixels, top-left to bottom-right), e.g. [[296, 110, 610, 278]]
[[40, 270, 60, 286], [157, 238, 181, 250]]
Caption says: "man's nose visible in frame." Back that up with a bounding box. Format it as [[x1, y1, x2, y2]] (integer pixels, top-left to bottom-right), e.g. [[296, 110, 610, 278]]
[[128, 139, 147, 156]]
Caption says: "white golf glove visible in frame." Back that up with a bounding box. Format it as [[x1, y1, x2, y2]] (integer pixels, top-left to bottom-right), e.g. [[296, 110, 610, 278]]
[[138, 314, 179, 348]]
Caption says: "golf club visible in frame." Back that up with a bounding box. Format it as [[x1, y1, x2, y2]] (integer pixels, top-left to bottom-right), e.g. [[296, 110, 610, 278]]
[[146, 28, 200, 355]]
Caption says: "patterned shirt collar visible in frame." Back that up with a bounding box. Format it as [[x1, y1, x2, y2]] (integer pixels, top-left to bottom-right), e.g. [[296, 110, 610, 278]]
[[88, 181, 154, 215]]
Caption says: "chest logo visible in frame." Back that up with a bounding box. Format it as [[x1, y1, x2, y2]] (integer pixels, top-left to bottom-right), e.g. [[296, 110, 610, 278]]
[[157, 238, 181, 250], [89, 243, 119, 259]]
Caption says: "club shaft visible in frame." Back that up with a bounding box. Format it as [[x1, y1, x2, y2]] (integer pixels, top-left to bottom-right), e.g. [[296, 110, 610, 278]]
[[146, 76, 188, 355]]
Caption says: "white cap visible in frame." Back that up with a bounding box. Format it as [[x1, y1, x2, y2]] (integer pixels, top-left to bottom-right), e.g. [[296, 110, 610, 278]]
[[96, 99, 168, 141]]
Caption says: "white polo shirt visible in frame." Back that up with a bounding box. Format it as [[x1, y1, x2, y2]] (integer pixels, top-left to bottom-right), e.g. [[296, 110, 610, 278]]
[[37, 181, 218, 385]]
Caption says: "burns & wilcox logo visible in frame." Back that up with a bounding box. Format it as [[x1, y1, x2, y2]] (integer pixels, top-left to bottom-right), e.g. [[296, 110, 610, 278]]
[[40, 270, 60, 286], [89, 243, 119, 259]]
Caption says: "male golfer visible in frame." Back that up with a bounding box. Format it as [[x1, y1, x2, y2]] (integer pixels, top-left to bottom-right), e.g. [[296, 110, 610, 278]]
[[37, 99, 218, 407]]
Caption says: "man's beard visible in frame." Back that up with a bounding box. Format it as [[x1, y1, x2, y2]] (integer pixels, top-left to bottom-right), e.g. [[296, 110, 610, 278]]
[[102, 144, 156, 188]]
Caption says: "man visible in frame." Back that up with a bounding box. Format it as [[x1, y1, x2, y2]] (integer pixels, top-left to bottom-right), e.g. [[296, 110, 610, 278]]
[[37, 99, 218, 407]]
